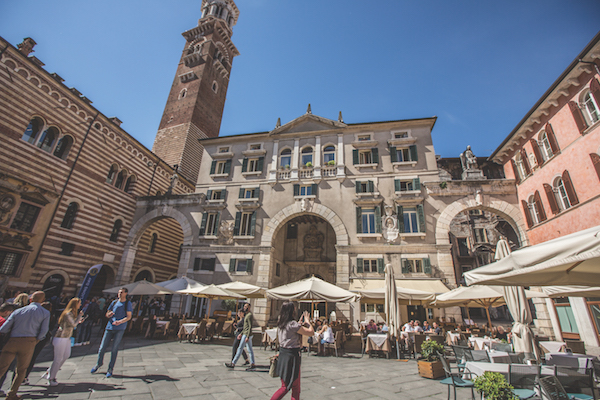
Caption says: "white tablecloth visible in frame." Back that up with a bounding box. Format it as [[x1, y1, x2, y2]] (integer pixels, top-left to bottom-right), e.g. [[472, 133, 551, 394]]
[[447, 332, 461, 345], [465, 361, 555, 379], [539, 341, 566, 353], [368, 334, 388, 348], [469, 337, 501, 350], [545, 352, 595, 368], [488, 350, 510, 364], [181, 323, 198, 334], [265, 328, 278, 341]]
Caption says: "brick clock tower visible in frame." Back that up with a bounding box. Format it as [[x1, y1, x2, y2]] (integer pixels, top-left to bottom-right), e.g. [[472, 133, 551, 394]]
[[153, 0, 239, 184]]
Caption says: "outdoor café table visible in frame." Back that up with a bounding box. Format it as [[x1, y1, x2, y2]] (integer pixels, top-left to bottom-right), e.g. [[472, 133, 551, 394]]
[[447, 331, 461, 345], [469, 336, 501, 350], [487, 350, 511, 364], [365, 333, 391, 356], [263, 328, 278, 349], [221, 320, 233, 336], [465, 362, 555, 379], [178, 323, 199, 340], [539, 341, 567, 354], [146, 320, 169, 337], [545, 353, 595, 368]]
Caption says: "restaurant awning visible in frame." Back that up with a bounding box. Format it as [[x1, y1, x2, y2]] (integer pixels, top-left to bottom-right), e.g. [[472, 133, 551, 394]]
[[349, 278, 450, 294]]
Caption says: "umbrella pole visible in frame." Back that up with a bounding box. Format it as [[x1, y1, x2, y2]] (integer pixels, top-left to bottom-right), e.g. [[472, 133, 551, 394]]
[[465, 306, 472, 326], [485, 307, 492, 329]]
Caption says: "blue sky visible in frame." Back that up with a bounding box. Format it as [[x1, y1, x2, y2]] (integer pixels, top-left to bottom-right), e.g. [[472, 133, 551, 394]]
[[2, 1, 599, 158]]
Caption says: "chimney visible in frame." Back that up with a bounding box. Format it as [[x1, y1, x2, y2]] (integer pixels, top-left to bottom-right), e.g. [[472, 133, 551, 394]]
[[17, 37, 37, 56]]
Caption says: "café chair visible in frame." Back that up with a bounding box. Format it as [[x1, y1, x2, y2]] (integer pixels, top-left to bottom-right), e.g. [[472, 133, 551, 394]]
[[324, 330, 344, 357], [492, 342, 513, 352], [195, 320, 207, 342], [538, 375, 585, 400], [451, 345, 474, 374], [438, 352, 475, 400], [565, 340, 586, 355], [508, 364, 539, 399], [554, 366, 596, 400]]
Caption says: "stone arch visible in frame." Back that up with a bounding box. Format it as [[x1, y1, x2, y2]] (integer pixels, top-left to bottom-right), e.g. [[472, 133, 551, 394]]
[[435, 194, 529, 247], [40, 269, 70, 287], [261, 202, 349, 247], [127, 207, 194, 248]]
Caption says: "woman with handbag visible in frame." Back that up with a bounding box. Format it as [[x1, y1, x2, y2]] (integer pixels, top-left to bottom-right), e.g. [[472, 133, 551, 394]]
[[271, 302, 314, 400]]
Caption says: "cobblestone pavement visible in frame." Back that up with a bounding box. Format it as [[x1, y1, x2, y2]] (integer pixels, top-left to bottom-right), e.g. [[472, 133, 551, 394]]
[[3, 333, 475, 399]]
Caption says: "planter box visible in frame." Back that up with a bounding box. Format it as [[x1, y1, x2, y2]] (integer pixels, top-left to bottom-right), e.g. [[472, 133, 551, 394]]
[[417, 359, 445, 379]]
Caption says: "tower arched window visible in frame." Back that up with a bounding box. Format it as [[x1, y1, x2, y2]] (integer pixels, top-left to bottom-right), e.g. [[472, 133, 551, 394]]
[[114, 170, 127, 189], [22, 117, 43, 144], [53, 135, 73, 160], [124, 175, 136, 194], [553, 177, 571, 211], [528, 195, 541, 225], [301, 146, 313, 167], [37, 126, 59, 152], [109, 219, 122, 242], [106, 165, 118, 185], [581, 90, 600, 125], [515, 153, 526, 180], [60, 202, 79, 229], [323, 145, 335, 165], [538, 131, 553, 161], [280, 148, 291, 168], [149, 233, 158, 253]]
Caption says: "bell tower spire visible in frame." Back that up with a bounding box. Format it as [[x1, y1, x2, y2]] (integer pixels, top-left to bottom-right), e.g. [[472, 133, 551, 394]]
[[152, 0, 240, 183]]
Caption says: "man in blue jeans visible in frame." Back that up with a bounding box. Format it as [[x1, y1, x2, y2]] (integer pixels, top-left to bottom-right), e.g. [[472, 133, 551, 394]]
[[91, 288, 132, 377], [225, 302, 255, 370]]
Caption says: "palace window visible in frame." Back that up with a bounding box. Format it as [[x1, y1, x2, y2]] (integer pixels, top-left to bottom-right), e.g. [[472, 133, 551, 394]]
[[229, 258, 254, 273], [301, 147, 313, 166], [357, 134, 371, 141], [0, 251, 23, 276], [194, 258, 216, 272], [539, 131, 554, 161], [109, 219, 123, 242], [199, 212, 220, 236], [582, 89, 600, 125], [352, 148, 379, 165], [106, 164, 118, 184], [60, 202, 79, 229], [293, 184, 317, 197], [323, 145, 335, 164], [355, 180, 374, 194], [554, 177, 571, 211], [239, 187, 258, 199], [280, 148, 292, 168], [394, 178, 420, 192], [53, 135, 73, 160], [396, 205, 425, 234], [37, 127, 59, 153], [402, 258, 432, 274], [114, 170, 127, 189], [124, 175, 136, 194], [22, 117, 43, 144], [390, 145, 418, 163], [210, 159, 231, 175], [242, 157, 264, 173], [394, 132, 408, 139], [59, 242, 75, 256], [514, 153, 527, 181], [356, 258, 384, 273], [208, 189, 226, 200], [10, 202, 41, 232], [234, 211, 256, 236], [356, 206, 382, 234], [473, 228, 488, 243]]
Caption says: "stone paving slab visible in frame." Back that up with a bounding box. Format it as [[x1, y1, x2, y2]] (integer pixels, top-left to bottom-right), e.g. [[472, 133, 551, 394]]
[[0, 332, 475, 399]]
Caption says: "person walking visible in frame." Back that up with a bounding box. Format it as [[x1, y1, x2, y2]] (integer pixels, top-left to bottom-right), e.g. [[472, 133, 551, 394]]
[[24, 302, 55, 384], [0, 303, 17, 396], [226, 303, 255, 370], [91, 288, 132, 378], [270, 302, 314, 400], [0, 291, 50, 400], [230, 309, 249, 366], [76, 297, 99, 345], [45, 298, 84, 386]]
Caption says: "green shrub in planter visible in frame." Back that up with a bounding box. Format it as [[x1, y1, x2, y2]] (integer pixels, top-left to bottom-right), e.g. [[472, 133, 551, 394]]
[[305, 162, 313, 168], [473, 372, 518, 400], [420, 340, 444, 361], [327, 160, 335, 166]]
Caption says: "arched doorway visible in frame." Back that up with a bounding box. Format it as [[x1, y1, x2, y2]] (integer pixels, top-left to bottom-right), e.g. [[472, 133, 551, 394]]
[[42, 274, 65, 299], [89, 265, 114, 299], [134, 269, 154, 282]]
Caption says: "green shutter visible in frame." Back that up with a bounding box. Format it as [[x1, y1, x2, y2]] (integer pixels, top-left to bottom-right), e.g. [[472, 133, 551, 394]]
[[355, 181, 361, 193], [397, 205, 404, 233], [221, 189, 227, 201], [410, 145, 418, 161], [239, 188, 245, 198], [377, 258, 384, 274], [311, 183, 318, 196], [212, 212, 220, 235], [241, 157, 248, 172], [356, 258, 364, 273], [233, 212, 241, 236], [352, 149, 359, 165], [257, 157, 264, 172], [206, 190, 212, 199], [423, 258, 432, 274], [402, 259, 411, 274], [224, 159, 232, 174], [372, 147, 379, 164], [394, 179, 400, 192], [413, 178, 421, 190], [252, 188, 258, 198], [249, 211, 256, 236], [368, 180, 374, 193], [375, 205, 382, 233], [247, 259, 253, 274], [199, 212, 208, 236], [356, 207, 362, 233], [293, 184, 299, 196], [229, 259, 236, 272], [417, 204, 425, 233], [210, 161, 217, 175], [389, 145, 398, 163]]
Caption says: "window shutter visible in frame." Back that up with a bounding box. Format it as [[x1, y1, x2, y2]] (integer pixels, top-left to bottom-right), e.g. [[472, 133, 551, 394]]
[[247, 259, 253, 274], [562, 170, 579, 206], [194, 258, 202, 271], [233, 212, 241, 236], [229, 259, 236, 272], [371, 147, 379, 164], [375, 205, 382, 233], [545, 123, 560, 154], [367, 180, 374, 193], [417, 204, 425, 233], [423, 258, 432, 274], [410, 145, 418, 161], [590, 78, 600, 109], [356, 207, 362, 233], [377, 258, 384, 274], [510, 159, 521, 184], [522, 200, 533, 228], [224, 159, 232, 174], [590, 153, 600, 181], [530, 139, 543, 166], [257, 157, 264, 172], [389, 145, 398, 162], [250, 211, 256, 236], [208, 258, 216, 272], [207, 190, 212, 200], [293, 184, 299, 196], [397, 205, 404, 233], [520, 149, 531, 175], [394, 179, 400, 192], [252, 188, 258, 198], [352, 149, 359, 165], [239, 188, 245, 198], [210, 160, 217, 175], [543, 183, 559, 215], [355, 181, 361, 193], [402, 259, 411, 274], [534, 190, 547, 222], [212, 212, 220, 235], [199, 212, 208, 235], [569, 101, 587, 134], [241, 157, 248, 173], [413, 178, 421, 190], [311, 183, 318, 195], [356, 258, 364, 273]]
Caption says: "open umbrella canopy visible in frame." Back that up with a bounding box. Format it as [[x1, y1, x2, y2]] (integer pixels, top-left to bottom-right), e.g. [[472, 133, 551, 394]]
[[464, 225, 600, 287], [216, 281, 265, 298], [103, 280, 175, 296], [433, 285, 546, 309], [354, 286, 435, 305], [542, 286, 600, 298], [266, 276, 358, 302], [189, 284, 245, 299], [155, 276, 206, 294]]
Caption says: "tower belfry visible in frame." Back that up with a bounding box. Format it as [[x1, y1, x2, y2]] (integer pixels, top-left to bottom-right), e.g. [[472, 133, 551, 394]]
[[152, 0, 240, 184]]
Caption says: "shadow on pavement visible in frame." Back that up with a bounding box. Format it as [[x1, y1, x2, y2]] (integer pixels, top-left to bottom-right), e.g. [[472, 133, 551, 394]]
[[112, 373, 179, 383]]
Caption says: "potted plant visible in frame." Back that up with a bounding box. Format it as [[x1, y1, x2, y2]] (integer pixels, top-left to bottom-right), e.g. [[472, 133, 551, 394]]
[[473, 371, 518, 400], [305, 161, 313, 168], [284, 164, 290, 170], [417, 340, 445, 379], [327, 160, 335, 166]]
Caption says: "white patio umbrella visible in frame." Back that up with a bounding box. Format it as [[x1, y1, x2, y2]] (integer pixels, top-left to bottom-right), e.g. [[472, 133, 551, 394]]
[[266, 276, 358, 302], [464, 225, 600, 287], [216, 281, 266, 299], [495, 238, 537, 357], [156, 276, 206, 294], [384, 264, 402, 359], [354, 286, 435, 305], [190, 284, 245, 319], [542, 286, 600, 298], [103, 280, 175, 296]]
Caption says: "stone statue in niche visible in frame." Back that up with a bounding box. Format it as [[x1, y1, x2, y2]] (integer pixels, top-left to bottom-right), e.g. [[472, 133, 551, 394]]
[[302, 225, 324, 261], [460, 145, 486, 180], [218, 220, 234, 245], [382, 204, 399, 244]]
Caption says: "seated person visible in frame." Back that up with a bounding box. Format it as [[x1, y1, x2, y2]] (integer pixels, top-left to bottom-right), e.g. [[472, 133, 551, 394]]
[[431, 322, 442, 335], [317, 321, 335, 355], [366, 319, 378, 333], [422, 321, 431, 332], [402, 320, 414, 332], [413, 320, 424, 333], [380, 322, 389, 333], [495, 325, 509, 342]]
